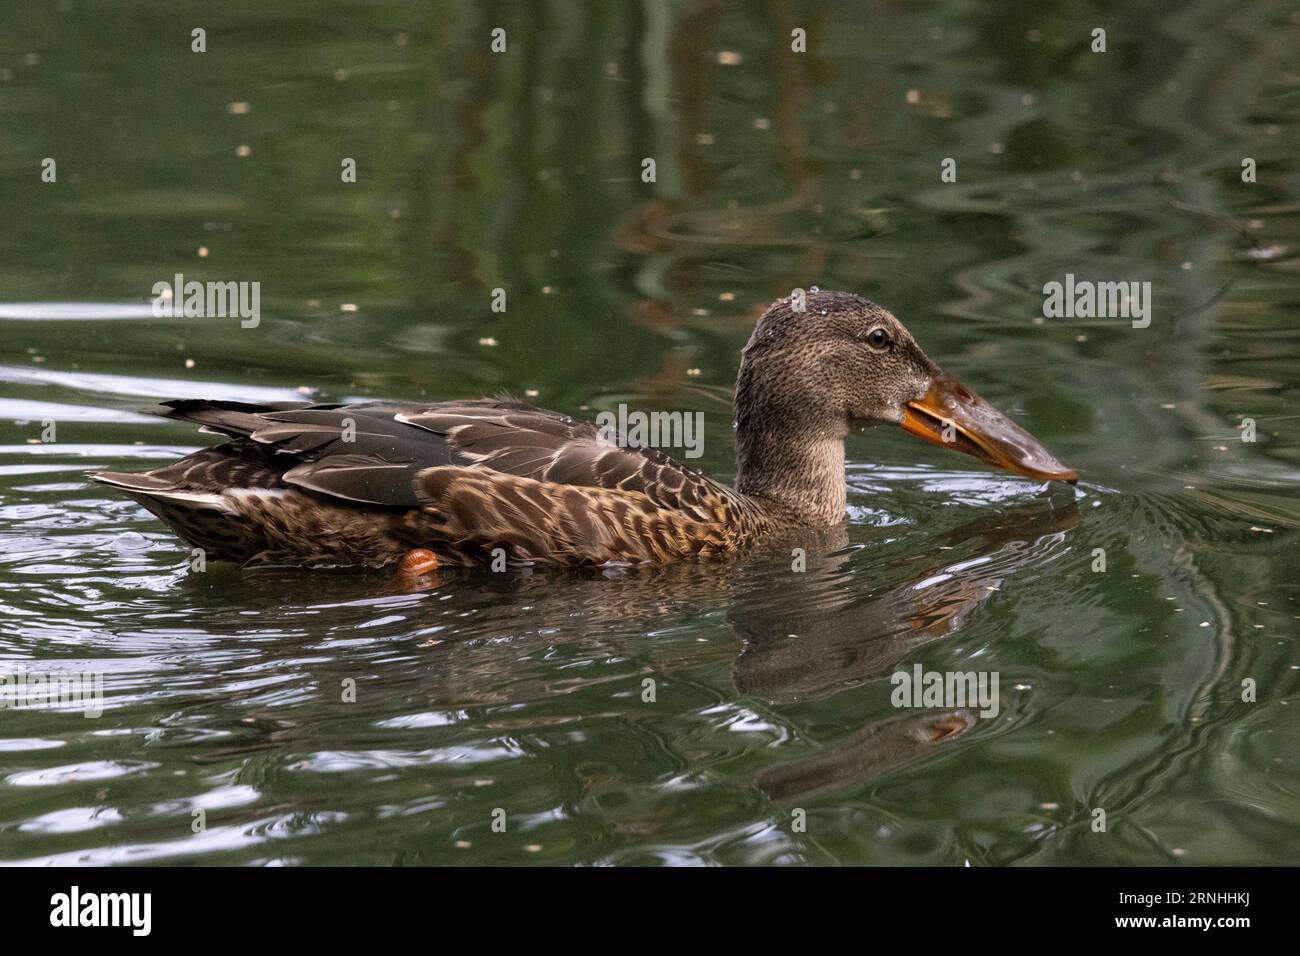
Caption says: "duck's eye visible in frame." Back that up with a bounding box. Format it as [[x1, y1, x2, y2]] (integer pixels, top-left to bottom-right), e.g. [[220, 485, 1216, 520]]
[[866, 327, 892, 351]]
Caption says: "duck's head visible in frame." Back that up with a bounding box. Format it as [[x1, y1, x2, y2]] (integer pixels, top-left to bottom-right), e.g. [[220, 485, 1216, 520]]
[[734, 291, 1076, 517]]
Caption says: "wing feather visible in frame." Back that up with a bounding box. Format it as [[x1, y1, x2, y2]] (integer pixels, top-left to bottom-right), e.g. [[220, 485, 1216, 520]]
[[123, 397, 755, 563]]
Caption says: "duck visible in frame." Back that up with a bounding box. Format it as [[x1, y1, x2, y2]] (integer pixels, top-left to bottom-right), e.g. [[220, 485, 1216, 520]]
[[92, 290, 1077, 569]]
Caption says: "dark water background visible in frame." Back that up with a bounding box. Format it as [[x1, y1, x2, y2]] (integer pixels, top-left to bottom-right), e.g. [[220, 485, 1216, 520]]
[[1, 0, 1297, 865]]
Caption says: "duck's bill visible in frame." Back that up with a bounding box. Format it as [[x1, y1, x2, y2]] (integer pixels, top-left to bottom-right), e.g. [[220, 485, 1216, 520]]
[[900, 372, 1078, 483]]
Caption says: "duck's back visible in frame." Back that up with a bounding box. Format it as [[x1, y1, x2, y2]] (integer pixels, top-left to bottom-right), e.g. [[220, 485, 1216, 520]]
[[92, 398, 770, 568]]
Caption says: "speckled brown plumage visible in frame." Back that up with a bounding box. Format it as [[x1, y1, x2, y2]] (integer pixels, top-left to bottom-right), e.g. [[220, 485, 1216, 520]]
[[94, 397, 782, 567], [91, 291, 1077, 568]]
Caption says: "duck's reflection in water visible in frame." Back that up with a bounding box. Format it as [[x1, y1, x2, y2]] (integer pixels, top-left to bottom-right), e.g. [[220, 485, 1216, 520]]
[[755, 709, 976, 803], [728, 500, 1078, 799], [730, 501, 1080, 704], [206, 498, 1077, 794]]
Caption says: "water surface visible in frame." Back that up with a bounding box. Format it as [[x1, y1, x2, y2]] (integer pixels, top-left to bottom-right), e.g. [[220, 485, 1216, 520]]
[[1, 0, 1298, 865]]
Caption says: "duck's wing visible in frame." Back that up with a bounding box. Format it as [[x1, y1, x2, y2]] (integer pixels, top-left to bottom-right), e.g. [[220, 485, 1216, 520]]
[[113, 398, 452, 507], [105, 398, 749, 563], [397, 401, 751, 562], [392, 401, 736, 520]]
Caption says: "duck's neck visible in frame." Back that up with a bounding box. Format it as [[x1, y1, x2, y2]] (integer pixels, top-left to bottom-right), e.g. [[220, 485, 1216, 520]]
[[734, 420, 848, 527]]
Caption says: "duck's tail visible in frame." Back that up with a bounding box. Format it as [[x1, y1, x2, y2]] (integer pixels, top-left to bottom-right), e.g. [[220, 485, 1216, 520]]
[[90, 470, 256, 560], [92, 470, 233, 509]]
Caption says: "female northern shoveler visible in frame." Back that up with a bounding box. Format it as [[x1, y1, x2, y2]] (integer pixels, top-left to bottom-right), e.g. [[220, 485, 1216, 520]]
[[92, 290, 1077, 568]]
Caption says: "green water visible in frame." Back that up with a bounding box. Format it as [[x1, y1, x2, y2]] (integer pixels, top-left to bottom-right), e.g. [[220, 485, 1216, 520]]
[[1, 0, 1298, 865]]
